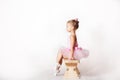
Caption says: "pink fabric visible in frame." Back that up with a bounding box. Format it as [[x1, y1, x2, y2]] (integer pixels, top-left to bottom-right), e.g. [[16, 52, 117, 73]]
[[58, 36, 89, 60]]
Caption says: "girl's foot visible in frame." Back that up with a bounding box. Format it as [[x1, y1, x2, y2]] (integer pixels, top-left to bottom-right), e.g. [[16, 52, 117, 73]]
[[54, 63, 61, 76]]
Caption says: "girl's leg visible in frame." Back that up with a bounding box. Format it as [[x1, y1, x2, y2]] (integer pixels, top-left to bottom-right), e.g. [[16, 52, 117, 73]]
[[56, 51, 68, 65], [56, 52, 63, 65], [54, 52, 63, 76], [54, 49, 69, 76]]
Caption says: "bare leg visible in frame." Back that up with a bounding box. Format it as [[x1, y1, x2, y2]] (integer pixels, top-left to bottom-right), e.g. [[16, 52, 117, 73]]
[[54, 50, 69, 76], [56, 52, 63, 65]]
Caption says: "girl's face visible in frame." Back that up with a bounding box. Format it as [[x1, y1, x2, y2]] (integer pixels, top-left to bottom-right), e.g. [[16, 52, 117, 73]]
[[66, 23, 74, 32]]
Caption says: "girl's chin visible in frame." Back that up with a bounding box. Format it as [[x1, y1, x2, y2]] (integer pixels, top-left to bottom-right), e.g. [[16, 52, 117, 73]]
[[67, 30, 71, 32], [67, 31, 70, 32]]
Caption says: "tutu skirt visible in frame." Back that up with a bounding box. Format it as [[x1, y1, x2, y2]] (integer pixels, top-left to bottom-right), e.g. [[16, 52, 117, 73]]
[[58, 46, 89, 60]]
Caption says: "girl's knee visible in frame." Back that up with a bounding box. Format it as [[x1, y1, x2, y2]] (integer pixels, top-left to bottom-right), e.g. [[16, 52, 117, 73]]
[[57, 52, 63, 57]]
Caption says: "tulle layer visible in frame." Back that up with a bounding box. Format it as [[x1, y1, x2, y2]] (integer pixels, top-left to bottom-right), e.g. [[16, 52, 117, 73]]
[[58, 46, 89, 60]]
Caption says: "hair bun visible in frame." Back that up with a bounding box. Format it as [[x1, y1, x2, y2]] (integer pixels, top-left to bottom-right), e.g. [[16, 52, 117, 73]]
[[74, 18, 79, 23], [74, 18, 78, 21]]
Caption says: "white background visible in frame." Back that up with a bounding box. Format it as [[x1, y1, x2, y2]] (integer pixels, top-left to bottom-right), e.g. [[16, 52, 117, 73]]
[[0, 0, 120, 80]]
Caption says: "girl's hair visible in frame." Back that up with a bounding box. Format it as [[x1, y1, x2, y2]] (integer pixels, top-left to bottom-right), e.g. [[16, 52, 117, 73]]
[[67, 18, 79, 29]]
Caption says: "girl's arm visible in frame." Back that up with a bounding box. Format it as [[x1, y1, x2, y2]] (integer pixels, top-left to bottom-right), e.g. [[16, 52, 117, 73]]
[[70, 35, 75, 59]]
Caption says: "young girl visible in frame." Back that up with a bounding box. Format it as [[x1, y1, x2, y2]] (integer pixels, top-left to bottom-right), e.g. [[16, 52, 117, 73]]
[[54, 18, 89, 75]]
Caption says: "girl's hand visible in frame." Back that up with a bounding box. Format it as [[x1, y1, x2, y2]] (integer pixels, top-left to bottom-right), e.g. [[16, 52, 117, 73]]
[[69, 54, 74, 60]]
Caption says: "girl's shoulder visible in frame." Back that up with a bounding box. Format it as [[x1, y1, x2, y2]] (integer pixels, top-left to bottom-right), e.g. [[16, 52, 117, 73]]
[[69, 34, 77, 43], [69, 34, 77, 40]]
